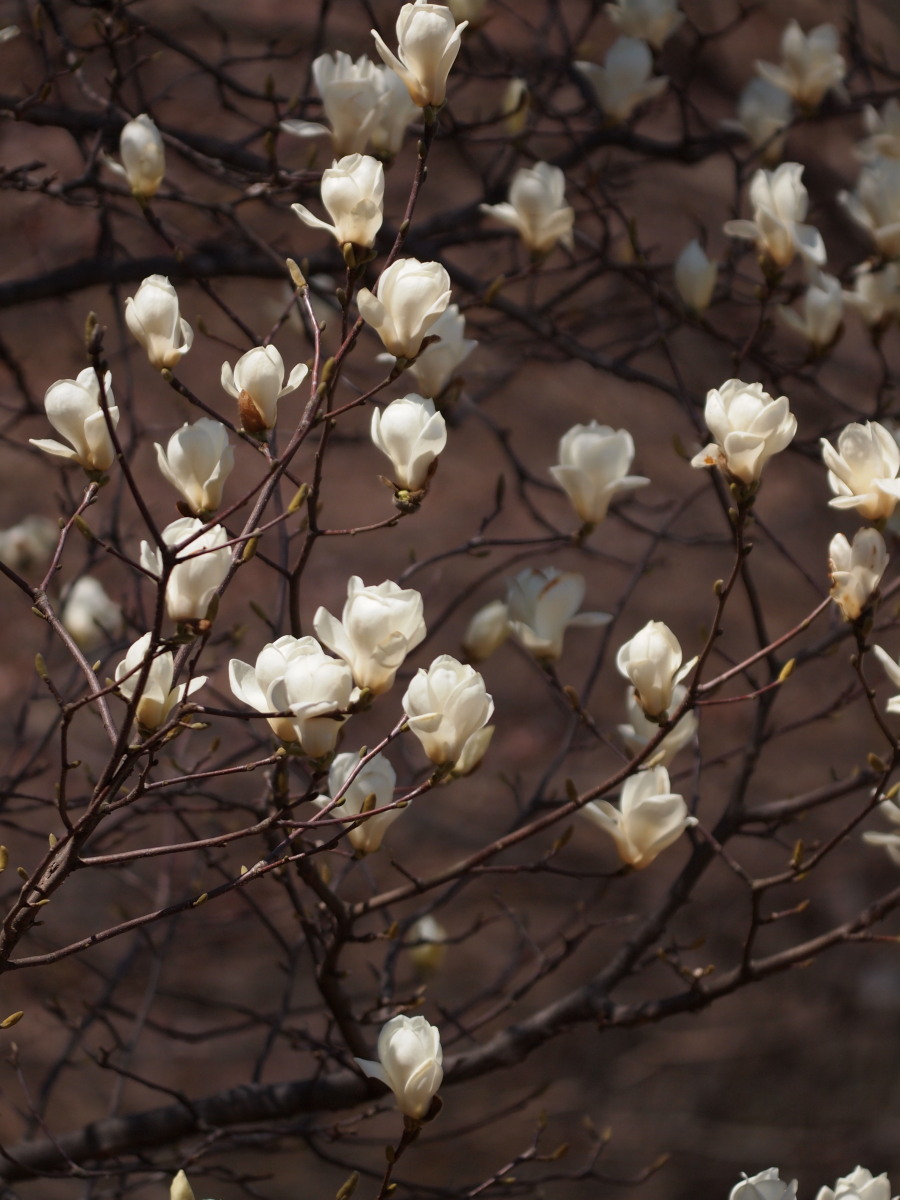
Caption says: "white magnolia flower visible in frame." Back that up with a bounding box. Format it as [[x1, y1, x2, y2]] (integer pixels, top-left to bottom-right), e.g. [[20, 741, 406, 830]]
[[155, 418, 234, 514], [462, 598, 510, 661], [828, 529, 888, 622], [674, 240, 718, 312], [281, 52, 381, 156], [372, 0, 468, 108], [229, 635, 318, 742], [140, 517, 231, 624], [371, 394, 448, 491], [863, 797, 900, 866], [292, 154, 384, 249], [450, 724, 494, 776], [730, 1169, 798, 1200], [840, 159, 900, 259], [61, 576, 123, 650], [369, 66, 419, 157], [396, 304, 477, 398], [315, 750, 400, 854], [115, 632, 206, 730], [843, 262, 900, 327], [872, 645, 900, 716], [355, 1014, 443, 1120], [125, 275, 193, 370], [30, 367, 119, 472], [221, 344, 309, 433], [820, 421, 900, 521], [480, 162, 574, 255], [272, 638, 354, 758], [313, 576, 426, 695], [777, 272, 843, 349], [730, 77, 793, 164], [408, 914, 447, 974], [605, 0, 683, 49], [402, 654, 494, 765], [756, 20, 845, 110], [618, 684, 697, 767], [171, 1171, 198, 1200], [575, 37, 668, 124], [724, 163, 825, 269], [107, 113, 165, 198], [358, 258, 452, 359], [616, 620, 695, 720], [691, 378, 797, 486], [816, 1166, 895, 1200], [0, 515, 57, 574], [581, 765, 695, 869], [505, 567, 610, 662], [857, 99, 900, 162], [550, 421, 650, 524]]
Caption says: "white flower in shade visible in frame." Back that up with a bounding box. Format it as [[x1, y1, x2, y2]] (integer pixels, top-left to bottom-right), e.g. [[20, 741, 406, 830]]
[[229, 635, 316, 742], [816, 1166, 895, 1200], [777, 272, 843, 349], [221, 345, 309, 434], [400, 304, 477, 398], [313, 576, 426, 695], [372, 0, 467, 108], [60, 577, 123, 650], [691, 378, 796, 486], [0, 516, 57, 574], [618, 684, 697, 766], [30, 368, 119, 473], [605, 0, 684, 49], [403, 654, 493, 765], [872, 646, 900, 716], [724, 163, 826, 270], [107, 114, 165, 198], [281, 53, 381, 156], [140, 518, 231, 624], [125, 275, 193, 370], [505, 567, 610, 662], [843, 262, 900, 327], [115, 633, 206, 731], [857, 99, 900, 162], [480, 162, 574, 255], [358, 258, 452, 359], [820, 421, 900, 521], [674, 240, 718, 312], [292, 154, 384, 249], [408, 914, 447, 974], [355, 1014, 443, 1120], [550, 422, 649, 524], [575, 38, 668, 124], [155, 418, 234, 515], [616, 620, 695, 720], [369, 66, 419, 157], [315, 750, 400, 854], [270, 638, 354, 759], [839, 159, 900, 259], [863, 798, 900, 866], [371, 394, 447, 491], [581, 766, 695, 869], [731, 78, 793, 165], [756, 21, 845, 110], [462, 598, 510, 661], [828, 529, 888, 622], [730, 1169, 798, 1200]]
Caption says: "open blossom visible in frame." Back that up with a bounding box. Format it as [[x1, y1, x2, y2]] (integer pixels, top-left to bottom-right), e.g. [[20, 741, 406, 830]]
[[616, 620, 694, 720], [674, 239, 717, 312], [581, 766, 695, 869], [30, 368, 119, 473], [140, 518, 231, 624], [125, 275, 193, 370], [857, 99, 900, 162], [313, 576, 426, 695], [155, 418, 234, 515], [691, 378, 796, 486], [271, 638, 354, 758], [575, 38, 668, 124], [281, 52, 381, 156], [372, 1, 467, 108], [816, 1167, 895, 1200], [551, 422, 649, 523], [403, 654, 493, 765], [506, 567, 610, 662], [229, 635, 316, 741], [731, 1169, 798, 1200], [843, 262, 900, 327], [462, 598, 510, 661], [115, 633, 205, 731], [61, 577, 123, 650], [730, 78, 793, 164], [292, 154, 384, 249], [358, 258, 452, 359], [605, 0, 683, 49], [371, 394, 447, 491], [828, 529, 888, 622], [355, 1014, 443, 1120], [107, 114, 165, 198], [618, 684, 697, 766], [0, 515, 57, 573], [839, 159, 900, 259], [221, 345, 308, 434], [820, 421, 900, 521], [724, 163, 825, 270], [777, 273, 843, 349], [756, 21, 845, 110], [314, 751, 400, 854], [397, 304, 476, 398], [480, 162, 574, 255]]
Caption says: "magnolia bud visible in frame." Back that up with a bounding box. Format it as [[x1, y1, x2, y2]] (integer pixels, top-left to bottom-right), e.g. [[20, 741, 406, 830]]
[[372, 1, 468, 108], [355, 1014, 443, 1119], [125, 276, 193, 370]]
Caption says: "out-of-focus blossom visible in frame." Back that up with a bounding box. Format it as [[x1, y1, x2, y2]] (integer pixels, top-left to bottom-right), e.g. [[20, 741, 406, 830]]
[[61, 577, 123, 650], [730, 1169, 798, 1200], [506, 567, 610, 662], [387, 304, 476, 398], [462, 599, 510, 661], [857, 99, 900, 162], [820, 421, 900, 522], [274, 638, 354, 758], [618, 684, 697, 766], [843, 262, 900, 327], [446, 0, 487, 24], [777, 272, 843, 349], [729, 78, 793, 165], [605, 0, 683, 49], [816, 1166, 894, 1200], [281, 53, 381, 156], [840, 159, 900, 259], [313, 576, 426, 695], [723, 163, 826, 269], [551, 421, 649, 523], [402, 654, 493, 765], [30, 368, 119, 473], [502, 78, 529, 136], [828, 529, 888, 622], [372, 0, 467, 108], [691, 378, 796, 486], [358, 258, 452, 359], [581, 765, 695, 869], [125, 276, 193, 370], [292, 154, 384, 249], [369, 66, 419, 157], [371, 394, 447, 492], [221, 345, 308, 434], [408, 914, 447, 974], [756, 21, 845, 111], [108, 114, 165, 198], [0, 25, 20, 43], [314, 750, 400, 854], [155, 418, 234, 515], [355, 1014, 443, 1120], [140, 518, 231, 624], [0, 516, 57, 574], [864, 796, 900, 865], [229, 635, 316, 742], [616, 620, 694, 720], [171, 1171, 200, 1200], [115, 632, 205, 730], [674, 239, 718, 312], [575, 38, 668, 124], [480, 162, 574, 255]]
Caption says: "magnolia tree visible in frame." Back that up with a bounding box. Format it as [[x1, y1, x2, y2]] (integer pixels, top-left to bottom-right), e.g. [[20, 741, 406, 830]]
[[1, 0, 900, 1197]]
